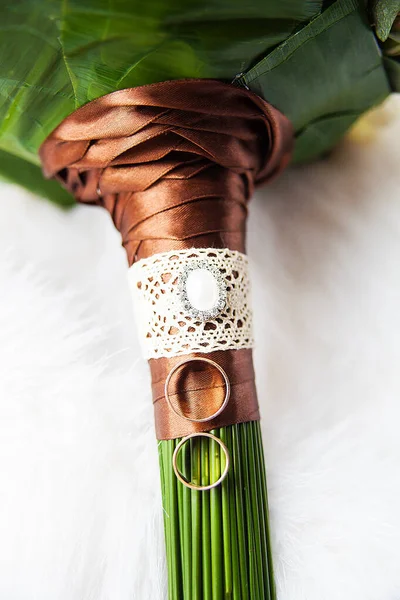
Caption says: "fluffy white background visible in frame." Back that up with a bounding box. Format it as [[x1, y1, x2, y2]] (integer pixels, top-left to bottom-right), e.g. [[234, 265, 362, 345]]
[[0, 96, 400, 600]]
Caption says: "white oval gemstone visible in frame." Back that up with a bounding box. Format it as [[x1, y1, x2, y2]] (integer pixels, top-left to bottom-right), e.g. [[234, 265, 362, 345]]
[[185, 268, 220, 312]]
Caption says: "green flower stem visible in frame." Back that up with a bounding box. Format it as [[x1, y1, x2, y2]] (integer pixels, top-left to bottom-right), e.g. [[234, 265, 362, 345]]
[[252, 424, 271, 599], [210, 431, 223, 600], [176, 445, 185, 594], [220, 427, 233, 598], [256, 425, 276, 600], [191, 438, 202, 600], [227, 427, 242, 599], [162, 440, 182, 599], [182, 441, 192, 597], [201, 438, 212, 600], [232, 425, 250, 598]]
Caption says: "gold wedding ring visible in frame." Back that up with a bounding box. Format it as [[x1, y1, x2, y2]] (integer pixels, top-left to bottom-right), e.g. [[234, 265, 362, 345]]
[[164, 357, 231, 423], [172, 432, 230, 491]]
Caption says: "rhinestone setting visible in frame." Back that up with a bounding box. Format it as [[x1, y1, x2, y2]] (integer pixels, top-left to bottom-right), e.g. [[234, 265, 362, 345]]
[[178, 260, 227, 321]]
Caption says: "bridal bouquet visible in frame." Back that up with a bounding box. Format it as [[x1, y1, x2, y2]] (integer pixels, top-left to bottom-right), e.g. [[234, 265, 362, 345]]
[[1, 1, 398, 597]]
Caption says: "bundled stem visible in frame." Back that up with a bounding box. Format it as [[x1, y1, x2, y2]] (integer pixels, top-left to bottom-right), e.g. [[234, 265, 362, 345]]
[[159, 421, 275, 600]]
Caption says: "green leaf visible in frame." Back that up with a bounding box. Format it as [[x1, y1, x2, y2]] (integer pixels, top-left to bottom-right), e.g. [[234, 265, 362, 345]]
[[0, 0, 323, 165], [372, 0, 400, 41], [0, 0, 395, 202], [241, 0, 391, 163], [0, 149, 74, 206]]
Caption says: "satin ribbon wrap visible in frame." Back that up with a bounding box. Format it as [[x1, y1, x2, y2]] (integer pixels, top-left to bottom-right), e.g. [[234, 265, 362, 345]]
[[40, 79, 293, 439]]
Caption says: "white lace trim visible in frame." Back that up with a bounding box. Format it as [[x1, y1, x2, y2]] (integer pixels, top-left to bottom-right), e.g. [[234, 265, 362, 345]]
[[128, 248, 254, 359]]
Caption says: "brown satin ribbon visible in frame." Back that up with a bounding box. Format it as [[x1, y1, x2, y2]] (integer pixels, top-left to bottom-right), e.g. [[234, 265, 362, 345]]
[[39, 79, 293, 440]]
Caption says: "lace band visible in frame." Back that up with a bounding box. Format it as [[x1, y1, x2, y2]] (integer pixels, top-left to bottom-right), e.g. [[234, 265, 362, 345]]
[[128, 248, 253, 359]]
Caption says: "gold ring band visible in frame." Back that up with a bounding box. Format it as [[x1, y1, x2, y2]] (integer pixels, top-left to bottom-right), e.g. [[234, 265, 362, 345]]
[[172, 432, 230, 491], [164, 357, 231, 423]]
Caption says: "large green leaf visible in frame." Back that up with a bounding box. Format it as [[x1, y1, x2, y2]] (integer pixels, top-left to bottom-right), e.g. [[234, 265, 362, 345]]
[[0, 0, 325, 205], [0, 0, 395, 203], [239, 0, 392, 162], [0, 0, 323, 163]]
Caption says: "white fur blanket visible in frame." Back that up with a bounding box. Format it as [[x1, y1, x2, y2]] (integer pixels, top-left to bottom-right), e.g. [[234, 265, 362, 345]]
[[1, 96, 399, 600]]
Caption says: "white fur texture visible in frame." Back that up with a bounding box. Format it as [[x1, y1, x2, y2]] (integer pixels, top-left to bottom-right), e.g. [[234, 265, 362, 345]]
[[0, 96, 400, 599]]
